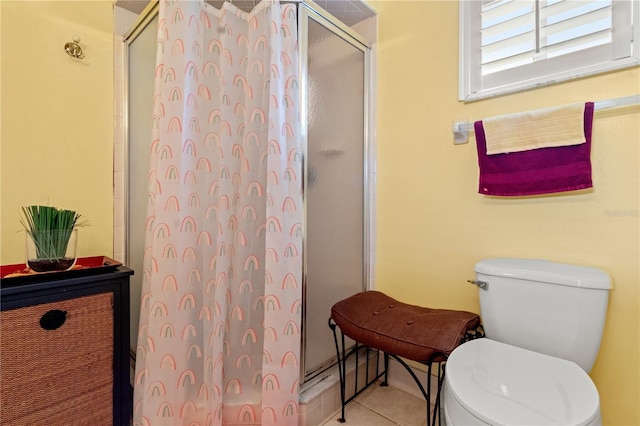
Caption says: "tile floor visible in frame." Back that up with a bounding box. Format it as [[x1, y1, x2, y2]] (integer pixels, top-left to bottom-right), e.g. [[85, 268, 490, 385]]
[[320, 383, 430, 426]]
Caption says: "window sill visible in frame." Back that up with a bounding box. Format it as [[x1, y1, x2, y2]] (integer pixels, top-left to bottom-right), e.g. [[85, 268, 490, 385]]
[[460, 58, 640, 103]]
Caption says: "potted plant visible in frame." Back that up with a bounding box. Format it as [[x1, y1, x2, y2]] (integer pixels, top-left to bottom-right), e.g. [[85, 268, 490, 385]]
[[21, 205, 88, 272]]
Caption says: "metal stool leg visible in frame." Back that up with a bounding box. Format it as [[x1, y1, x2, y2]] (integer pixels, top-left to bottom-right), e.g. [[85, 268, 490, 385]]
[[329, 318, 347, 422]]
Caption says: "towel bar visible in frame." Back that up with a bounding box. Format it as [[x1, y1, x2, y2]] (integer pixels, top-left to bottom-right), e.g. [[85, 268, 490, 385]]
[[452, 94, 640, 144]]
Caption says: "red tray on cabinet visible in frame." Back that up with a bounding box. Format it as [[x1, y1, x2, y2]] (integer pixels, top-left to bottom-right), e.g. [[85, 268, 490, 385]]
[[1, 256, 123, 285]]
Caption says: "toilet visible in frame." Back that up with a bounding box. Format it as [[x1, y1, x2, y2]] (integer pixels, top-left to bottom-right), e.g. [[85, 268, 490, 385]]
[[442, 258, 612, 426]]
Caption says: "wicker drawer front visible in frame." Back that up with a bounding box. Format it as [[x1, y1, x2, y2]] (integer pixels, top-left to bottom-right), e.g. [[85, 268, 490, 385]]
[[1, 292, 114, 426]]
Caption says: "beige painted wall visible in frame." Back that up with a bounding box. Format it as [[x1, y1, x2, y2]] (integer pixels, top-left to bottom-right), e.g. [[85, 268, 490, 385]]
[[373, 2, 639, 425], [1, 1, 114, 264]]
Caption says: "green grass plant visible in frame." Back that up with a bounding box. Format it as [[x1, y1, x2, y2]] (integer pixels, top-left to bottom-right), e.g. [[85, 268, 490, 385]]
[[21, 205, 88, 260]]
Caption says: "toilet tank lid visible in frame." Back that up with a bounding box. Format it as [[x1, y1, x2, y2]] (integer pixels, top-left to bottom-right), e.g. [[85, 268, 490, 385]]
[[475, 258, 612, 290]]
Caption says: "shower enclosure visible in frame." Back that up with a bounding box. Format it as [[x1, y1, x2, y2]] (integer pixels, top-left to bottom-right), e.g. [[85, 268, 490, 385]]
[[120, 0, 375, 384], [299, 5, 373, 381]]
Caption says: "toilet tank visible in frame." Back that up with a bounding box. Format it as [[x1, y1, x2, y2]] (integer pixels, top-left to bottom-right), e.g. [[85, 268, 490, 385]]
[[475, 258, 611, 372]]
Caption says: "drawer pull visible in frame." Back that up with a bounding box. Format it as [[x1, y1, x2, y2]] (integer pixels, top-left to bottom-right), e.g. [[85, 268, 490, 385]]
[[40, 309, 67, 330]]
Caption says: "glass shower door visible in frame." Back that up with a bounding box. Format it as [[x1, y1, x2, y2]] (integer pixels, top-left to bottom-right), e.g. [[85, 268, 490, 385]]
[[126, 12, 158, 350], [303, 13, 368, 380]]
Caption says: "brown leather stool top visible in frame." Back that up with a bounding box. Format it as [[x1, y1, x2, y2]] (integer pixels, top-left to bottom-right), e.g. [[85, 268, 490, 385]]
[[331, 291, 481, 363]]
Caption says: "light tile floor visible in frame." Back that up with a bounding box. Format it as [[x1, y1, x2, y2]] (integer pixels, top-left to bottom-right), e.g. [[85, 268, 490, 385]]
[[321, 384, 430, 426]]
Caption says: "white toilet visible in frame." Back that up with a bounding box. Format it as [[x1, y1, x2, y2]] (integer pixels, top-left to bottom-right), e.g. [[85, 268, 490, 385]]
[[442, 258, 611, 426]]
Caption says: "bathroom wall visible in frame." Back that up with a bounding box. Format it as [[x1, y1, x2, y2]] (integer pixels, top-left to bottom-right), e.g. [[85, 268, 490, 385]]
[[372, 2, 639, 425], [1, 1, 114, 264]]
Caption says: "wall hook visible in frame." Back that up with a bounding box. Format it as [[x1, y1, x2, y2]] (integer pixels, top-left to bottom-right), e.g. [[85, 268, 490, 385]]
[[64, 35, 84, 59]]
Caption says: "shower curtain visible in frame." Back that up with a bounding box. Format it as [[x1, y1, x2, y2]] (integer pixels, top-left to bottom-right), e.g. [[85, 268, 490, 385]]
[[132, 1, 302, 425]]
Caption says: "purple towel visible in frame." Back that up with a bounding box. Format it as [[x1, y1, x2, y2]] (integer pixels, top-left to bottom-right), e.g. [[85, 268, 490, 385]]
[[475, 102, 594, 197]]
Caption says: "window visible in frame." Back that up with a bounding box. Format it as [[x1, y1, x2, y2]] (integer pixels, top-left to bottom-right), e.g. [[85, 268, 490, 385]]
[[460, 0, 640, 100]]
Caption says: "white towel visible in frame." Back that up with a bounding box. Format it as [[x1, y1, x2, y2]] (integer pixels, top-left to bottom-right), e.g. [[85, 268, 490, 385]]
[[483, 102, 586, 155]]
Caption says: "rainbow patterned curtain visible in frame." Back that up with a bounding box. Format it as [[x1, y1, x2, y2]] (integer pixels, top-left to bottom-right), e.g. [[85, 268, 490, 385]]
[[133, 1, 302, 424]]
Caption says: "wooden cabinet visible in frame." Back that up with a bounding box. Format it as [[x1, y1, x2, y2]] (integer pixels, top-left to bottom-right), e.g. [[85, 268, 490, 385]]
[[1, 267, 133, 426]]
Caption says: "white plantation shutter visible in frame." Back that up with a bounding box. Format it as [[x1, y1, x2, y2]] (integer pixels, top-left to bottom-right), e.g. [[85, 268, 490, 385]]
[[481, 0, 537, 74], [460, 0, 639, 100]]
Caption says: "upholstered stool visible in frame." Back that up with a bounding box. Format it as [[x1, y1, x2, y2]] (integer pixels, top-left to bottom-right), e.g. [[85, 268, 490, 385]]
[[328, 291, 483, 425]]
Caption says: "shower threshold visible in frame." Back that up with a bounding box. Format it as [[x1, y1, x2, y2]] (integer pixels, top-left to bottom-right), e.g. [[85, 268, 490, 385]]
[[299, 347, 383, 426]]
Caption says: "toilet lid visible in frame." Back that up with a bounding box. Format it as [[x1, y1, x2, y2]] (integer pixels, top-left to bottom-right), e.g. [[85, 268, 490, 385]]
[[446, 339, 600, 426]]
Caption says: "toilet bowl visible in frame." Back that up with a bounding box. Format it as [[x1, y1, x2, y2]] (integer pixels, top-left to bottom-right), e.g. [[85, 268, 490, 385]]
[[442, 338, 601, 426]]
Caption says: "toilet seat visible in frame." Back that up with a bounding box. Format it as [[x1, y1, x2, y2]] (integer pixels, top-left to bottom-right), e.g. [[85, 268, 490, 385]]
[[444, 338, 601, 426]]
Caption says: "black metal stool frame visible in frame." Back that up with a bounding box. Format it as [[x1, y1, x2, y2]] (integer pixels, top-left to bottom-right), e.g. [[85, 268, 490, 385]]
[[328, 317, 484, 426]]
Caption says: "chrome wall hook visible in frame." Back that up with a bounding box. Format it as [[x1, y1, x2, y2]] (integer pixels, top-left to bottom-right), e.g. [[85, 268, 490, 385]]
[[64, 35, 84, 59]]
